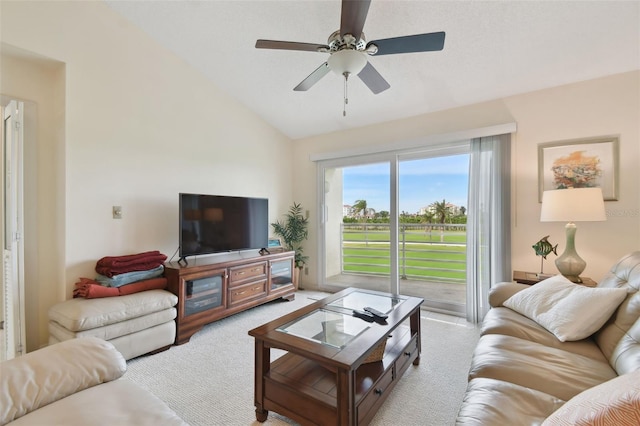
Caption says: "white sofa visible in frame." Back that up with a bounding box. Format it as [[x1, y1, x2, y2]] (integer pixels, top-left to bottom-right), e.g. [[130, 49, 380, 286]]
[[48, 289, 178, 360], [0, 337, 186, 426]]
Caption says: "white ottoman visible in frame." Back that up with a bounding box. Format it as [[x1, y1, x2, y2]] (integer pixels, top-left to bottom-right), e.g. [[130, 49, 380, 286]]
[[48, 289, 178, 360]]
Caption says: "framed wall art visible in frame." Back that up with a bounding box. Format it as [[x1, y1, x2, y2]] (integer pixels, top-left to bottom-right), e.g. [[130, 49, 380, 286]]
[[267, 237, 284, 253], [538, 136, 619, 201]]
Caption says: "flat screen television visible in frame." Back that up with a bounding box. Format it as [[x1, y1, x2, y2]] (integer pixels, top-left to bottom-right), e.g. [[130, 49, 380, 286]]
[[179, 193, 268, 261]]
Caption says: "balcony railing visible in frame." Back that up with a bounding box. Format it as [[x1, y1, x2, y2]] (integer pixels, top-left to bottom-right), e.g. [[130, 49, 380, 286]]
[[341, 223, 466, 283]]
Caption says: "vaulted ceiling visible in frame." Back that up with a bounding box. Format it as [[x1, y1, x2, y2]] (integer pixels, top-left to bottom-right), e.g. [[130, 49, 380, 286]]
[[104, 1, 640, 140]]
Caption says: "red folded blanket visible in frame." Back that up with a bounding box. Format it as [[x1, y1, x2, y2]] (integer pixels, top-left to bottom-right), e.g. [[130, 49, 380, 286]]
[[73, 278, 118, 298], [95, 251, 167, 277], [97, 250, 163, 267], [118, 277, 167, 296], [73, 277, 168, 299]]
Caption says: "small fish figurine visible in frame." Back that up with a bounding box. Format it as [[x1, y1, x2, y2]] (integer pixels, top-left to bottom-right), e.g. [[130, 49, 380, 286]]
[[532, 235, 558, 259]]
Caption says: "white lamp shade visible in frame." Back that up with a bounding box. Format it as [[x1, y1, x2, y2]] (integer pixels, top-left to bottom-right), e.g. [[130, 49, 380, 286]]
[[327, 49, 367, 76], [540, 188, 606, 222]]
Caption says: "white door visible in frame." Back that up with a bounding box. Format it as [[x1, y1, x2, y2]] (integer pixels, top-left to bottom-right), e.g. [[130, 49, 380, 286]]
[[2, 100, 25, 360]]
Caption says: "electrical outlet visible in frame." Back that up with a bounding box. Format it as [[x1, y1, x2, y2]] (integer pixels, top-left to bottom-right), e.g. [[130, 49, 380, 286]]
[[304, 267, 309, 275], [112, 206, 122, 219], [305, 210, 310, 219]]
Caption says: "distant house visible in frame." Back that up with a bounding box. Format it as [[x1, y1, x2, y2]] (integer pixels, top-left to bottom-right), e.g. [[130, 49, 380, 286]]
[[420, 202, 464, 217], [343, 204, 377, 219]]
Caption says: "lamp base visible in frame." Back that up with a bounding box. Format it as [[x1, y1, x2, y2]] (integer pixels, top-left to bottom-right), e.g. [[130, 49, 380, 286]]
[[556, 222, 586, 283], [557, 272, 584, 284]]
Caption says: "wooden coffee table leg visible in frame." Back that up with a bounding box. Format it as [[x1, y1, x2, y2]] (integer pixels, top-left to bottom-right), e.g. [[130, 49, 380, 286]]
[[254, 339, 270, 422], [255, 408, 268, 422], [411, 308, 421, 365]]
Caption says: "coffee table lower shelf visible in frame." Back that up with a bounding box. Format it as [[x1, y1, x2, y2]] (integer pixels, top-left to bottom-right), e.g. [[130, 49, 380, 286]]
[[260, 325, 419, 426]]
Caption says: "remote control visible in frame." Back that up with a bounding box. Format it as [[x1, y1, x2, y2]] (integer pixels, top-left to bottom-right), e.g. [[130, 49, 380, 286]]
[[364, 307, 388, 320], [353, 309, 375, 322]]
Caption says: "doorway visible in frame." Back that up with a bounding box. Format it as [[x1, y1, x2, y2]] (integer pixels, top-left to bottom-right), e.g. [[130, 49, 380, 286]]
[[2, 99, 25, 360], [318, 144, 470, 316]]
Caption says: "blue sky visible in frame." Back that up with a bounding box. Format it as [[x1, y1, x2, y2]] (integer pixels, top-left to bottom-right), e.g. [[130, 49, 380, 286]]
[[342, 155, 470, 214]]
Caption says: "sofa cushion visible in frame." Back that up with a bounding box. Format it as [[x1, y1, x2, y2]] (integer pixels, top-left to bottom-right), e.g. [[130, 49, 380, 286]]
[[48, 307, 176, 341], [468, 334, 618, 401], [48, 289, 178, 331], [0, 337, 125, 425], [597, 251, 640, 291], [594, 251, 640, 375], [481, 307, 609, 361], [503, 275, 627, 342], [488, 281, 532, 308], [597, 313, 640, 376], [455, 377, 564, 426], [542, 370, 640, 426], [6, 379, 187, 426], [49, 321, 176, 362]]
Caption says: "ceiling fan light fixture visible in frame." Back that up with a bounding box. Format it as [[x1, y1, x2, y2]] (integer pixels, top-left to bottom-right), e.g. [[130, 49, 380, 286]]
[[327, 49, 367, 76]]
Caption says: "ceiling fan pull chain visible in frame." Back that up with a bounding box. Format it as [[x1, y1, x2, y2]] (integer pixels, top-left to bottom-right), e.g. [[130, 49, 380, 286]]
[[343, 72, 349, 117]]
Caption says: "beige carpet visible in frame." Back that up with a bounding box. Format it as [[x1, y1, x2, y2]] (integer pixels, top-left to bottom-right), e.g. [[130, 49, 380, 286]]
[[125, 290, 480, 425]]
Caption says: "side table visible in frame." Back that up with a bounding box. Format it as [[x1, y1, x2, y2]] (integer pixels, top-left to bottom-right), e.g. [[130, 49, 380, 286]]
[[513, 271, 597, 287]]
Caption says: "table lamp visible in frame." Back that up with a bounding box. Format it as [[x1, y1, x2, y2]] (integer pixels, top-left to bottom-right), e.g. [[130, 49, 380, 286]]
[[540, 187, 606, 283]]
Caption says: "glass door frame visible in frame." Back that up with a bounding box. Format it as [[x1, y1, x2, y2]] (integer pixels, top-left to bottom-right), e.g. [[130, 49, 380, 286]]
[[316, 141, 470, 297]]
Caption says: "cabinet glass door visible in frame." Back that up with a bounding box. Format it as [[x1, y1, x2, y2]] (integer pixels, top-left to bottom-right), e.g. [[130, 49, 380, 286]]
[[183, 273, 223, 316], [270, 259, 293, 289]]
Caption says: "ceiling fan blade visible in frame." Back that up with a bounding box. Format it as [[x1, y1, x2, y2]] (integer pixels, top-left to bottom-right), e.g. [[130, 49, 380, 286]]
[[256, 39, 329, 52], [367, 31, 446, 56], [357, 62, 390, 94], [294, 62, 330, 91], [340, 0, 371, 40]]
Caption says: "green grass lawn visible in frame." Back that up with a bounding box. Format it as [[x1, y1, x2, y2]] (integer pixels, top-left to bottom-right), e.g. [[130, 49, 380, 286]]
[[343, 230, 467, 244], [342, 240, 466, 282]]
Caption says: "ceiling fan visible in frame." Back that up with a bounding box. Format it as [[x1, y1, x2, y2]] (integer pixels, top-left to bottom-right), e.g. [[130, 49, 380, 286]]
[[255, 0, 445, 113]]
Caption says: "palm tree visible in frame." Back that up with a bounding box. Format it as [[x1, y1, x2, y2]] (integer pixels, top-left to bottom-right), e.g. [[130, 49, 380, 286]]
[[433, 199, 450, 224], [433, 199, 450, 242], [422, 211, 435, 224], [351, 199, 367, 219]]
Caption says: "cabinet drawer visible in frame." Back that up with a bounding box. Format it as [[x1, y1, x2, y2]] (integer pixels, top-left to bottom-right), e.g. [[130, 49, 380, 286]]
[[395, 334, 418, 378], [229, 262, 267, 287], [357, 365, 394, 424], [228, 281, 267, 306]]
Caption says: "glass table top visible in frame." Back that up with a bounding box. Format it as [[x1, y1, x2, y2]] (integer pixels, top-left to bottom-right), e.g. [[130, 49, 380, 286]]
[[277, 308, 370, 348], [327, 290, 403, 315], [276, 291, 405, 349]]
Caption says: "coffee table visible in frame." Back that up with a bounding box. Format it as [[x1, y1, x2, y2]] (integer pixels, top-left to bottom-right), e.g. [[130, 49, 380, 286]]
[[248, 287, 423, 425]]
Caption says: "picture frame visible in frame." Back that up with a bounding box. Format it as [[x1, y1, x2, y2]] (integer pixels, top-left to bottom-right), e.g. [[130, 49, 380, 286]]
[[268, 237, 284, 253], [538, 136, 619, 201], [268, 237, 282, 248]]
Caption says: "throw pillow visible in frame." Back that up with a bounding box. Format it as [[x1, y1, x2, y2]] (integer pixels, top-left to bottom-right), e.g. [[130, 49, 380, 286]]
[[503, 275, 627, 342], [542, 370, 640, 426]]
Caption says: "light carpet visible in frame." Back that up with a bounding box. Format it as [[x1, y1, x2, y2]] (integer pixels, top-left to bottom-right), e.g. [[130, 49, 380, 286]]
[[125, 290, 480, 425]]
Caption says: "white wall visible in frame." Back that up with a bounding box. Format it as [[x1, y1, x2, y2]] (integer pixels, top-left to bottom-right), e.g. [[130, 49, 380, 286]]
[[1, 1, 294, 350], [294, 71, 640, 289], [1, 48, 65, 350]]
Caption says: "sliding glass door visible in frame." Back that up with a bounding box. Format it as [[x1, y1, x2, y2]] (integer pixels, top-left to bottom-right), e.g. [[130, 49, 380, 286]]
[[318, 144, 470, 315], [322, 160, 392, 293], [397, 153, 469, 314]]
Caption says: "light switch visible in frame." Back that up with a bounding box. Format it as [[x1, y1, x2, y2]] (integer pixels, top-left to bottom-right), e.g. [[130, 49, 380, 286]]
[[113, 206, 122, 219]]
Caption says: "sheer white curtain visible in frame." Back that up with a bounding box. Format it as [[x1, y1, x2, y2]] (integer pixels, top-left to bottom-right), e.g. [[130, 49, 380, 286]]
[[466, 134, 511, 323]]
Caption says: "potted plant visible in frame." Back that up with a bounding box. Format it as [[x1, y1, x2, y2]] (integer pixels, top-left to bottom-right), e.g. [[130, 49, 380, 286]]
[[271, 202, 308, 290]]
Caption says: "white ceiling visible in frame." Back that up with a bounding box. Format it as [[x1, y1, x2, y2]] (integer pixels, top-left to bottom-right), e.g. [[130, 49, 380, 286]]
[[104, 1, 640, 140]]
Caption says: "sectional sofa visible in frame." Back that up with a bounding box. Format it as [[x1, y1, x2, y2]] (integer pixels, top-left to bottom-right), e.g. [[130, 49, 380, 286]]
[[0, 337, 186, 426]]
